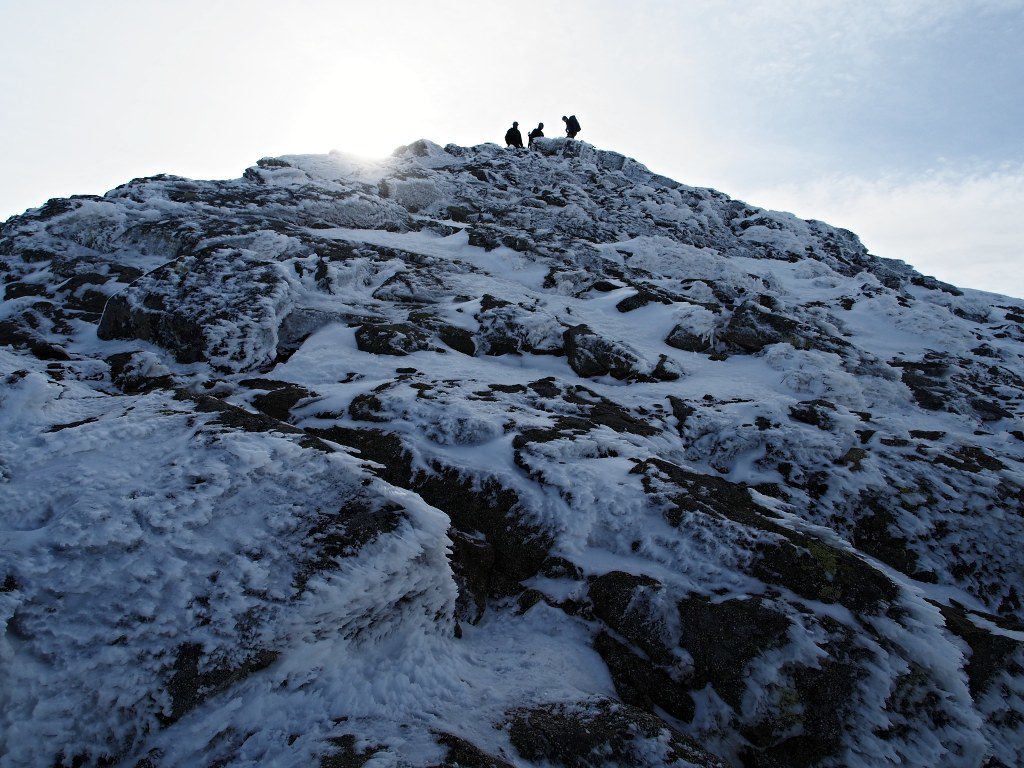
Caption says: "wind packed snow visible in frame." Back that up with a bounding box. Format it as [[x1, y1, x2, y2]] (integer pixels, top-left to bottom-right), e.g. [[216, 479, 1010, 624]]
[[1, 137, 1022, 767]]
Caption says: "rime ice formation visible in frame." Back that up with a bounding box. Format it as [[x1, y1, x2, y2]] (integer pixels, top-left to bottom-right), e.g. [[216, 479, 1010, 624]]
[[1, 138, 1023, 768]]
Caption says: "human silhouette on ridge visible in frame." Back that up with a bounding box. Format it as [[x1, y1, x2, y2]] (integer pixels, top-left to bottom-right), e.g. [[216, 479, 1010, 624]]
[[562, 115, 581, 139], [528, 123, 544, 147], [504, 122, 524, 149]]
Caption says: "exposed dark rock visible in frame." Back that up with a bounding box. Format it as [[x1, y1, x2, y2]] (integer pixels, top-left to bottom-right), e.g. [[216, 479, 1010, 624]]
[[64, 287, 111, 315], [507, 698, 723, 768], [176, 391, 331, 452], [911, 274, 963, 296], [238, 378, 293, 391], [676, 595, 790, 709], [835, 446, 868, 470], [633, 458, 899, 613], [278, 308, 374, 359], [632, 457, 765, 528], [909, 429, 945, 440], [355, 322, 433, 356], [788, 399, 837, 430], [308, 427, 551, 584], [743, 642, 863, 768], [430, 732, 514, 768], [851, 496, 923, 579], [348, 392, 389, 422], [474, 300, 562, 357], [479, 294, 510, 311], [540, 556, 584, 580], [665, 323, 712, 353], [721, 301, 806, 353], [563, 324, 673, 381], [934, 445, 1006, 474], [320, 735, 383, 768], [0, 319, 71, 361], [46, 416, 100, 432], [162, 643, 278, 725], [593, 631, 695, 722], [448, 529, 495, 624], [4, 280, 50, 300], [892, 357, 950, 412], [437, 324, 476, 356], [251, 383, 316, 422], [564, 324, 633, 379], [488, 383, 527, 394], [589, 571, 674, 663], [615, 288, 671, 313], [937, 602, 1023, 697], [751, 536, 899, 614], [372, 270, 448, 303], [516, 588, 546, 614], [98, 291, 205, 364], [971, 398, 1013, 421], [105, 351, 176, 394], [668, 395, 696, 431]]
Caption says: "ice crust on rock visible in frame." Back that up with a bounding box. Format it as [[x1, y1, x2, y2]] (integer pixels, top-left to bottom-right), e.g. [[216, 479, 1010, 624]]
[[1, 137, 1023, 767]]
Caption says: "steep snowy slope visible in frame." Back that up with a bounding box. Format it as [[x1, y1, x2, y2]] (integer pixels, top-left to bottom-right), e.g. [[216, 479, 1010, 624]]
[[1, 138, 1022, 768]]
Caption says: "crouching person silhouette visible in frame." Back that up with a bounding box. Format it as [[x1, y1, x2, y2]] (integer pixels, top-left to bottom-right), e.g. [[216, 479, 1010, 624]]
[[528, 122, 544, 147]]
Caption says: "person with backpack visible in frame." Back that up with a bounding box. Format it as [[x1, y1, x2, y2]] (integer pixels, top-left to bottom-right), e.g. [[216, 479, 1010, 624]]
[[505, 122, 524, 149], [562, 115, 581, 139], [528, 122, 544, 147]]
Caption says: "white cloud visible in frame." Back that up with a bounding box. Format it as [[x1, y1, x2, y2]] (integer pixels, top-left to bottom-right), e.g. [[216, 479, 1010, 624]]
[[745, 165, 1024, 298]]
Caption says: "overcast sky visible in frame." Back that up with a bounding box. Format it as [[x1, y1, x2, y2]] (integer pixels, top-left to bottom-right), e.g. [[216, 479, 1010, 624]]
[[2, 0, 1022, 296]]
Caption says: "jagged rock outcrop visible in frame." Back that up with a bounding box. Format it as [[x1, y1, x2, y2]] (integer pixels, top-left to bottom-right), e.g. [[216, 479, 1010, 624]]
[[2, 138, 1023, 768]]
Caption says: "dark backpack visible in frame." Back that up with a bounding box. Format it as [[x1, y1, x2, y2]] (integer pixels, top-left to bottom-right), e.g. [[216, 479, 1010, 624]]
[[569, 115, 581, 133]]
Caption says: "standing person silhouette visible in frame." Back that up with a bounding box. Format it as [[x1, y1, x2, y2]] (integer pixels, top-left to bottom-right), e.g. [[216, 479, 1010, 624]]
[[505, 122, 524, 148], [562, 115, 581, 139], [528, 122, 544, 147]]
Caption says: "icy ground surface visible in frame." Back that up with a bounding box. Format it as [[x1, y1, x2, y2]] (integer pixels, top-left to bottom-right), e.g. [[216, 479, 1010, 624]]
[[1, 138, 1023, 768]]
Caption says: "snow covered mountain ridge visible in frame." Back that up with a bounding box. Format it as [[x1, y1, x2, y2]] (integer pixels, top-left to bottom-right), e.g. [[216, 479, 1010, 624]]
[[1, 137, 1022, 768]]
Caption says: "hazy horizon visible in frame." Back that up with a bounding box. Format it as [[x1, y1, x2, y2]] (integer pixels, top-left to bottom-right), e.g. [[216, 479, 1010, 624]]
[[2, 0, 1021, 296]]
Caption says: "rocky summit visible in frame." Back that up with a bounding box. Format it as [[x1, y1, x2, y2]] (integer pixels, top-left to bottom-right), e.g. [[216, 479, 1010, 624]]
[[1, 137, 1023, 768]]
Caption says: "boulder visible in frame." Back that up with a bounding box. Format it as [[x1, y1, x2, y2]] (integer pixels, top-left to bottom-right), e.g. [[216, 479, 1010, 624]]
[[721, 301, 806, 353], [665, 324, 712, 353], [507, 698, 724, 768], [355, 322, 433, 356], [563, 324, 676, 382]]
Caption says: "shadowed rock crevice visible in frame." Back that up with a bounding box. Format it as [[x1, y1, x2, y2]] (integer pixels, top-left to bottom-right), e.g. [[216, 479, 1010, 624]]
[[308, 426, 552, 591]]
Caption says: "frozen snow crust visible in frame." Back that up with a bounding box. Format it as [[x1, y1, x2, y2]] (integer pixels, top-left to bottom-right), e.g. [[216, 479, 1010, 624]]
[[1, 137, 1023, 767]]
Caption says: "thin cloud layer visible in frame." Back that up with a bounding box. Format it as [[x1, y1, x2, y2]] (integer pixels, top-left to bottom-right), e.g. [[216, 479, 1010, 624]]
[[0, 1, 1021, 298], [749, 165, 1024, 298]]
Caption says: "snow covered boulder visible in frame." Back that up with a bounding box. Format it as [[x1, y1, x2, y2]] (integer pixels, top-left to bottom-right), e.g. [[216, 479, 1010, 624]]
[[354, 321, 436, 356], [564, 324, 680, 381], [475, 295, 565, 357], [0, 354, 455, 767], [664, 304, 721, 354], [720, 300, 809, 353], [98, 240, 296, 371]]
